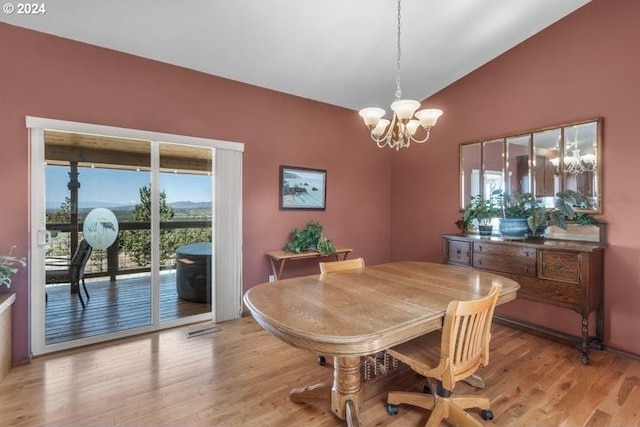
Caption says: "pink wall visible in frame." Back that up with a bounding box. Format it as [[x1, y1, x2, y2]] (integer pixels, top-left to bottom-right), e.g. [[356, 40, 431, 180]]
[[392, 0, 640, 355], [0, 23, 391, 363]]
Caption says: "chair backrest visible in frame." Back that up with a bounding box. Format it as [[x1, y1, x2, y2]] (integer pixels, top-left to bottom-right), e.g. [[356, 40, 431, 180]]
[[319, 257, 365, 274], [439, 284, 501, 390], [69, 239, 93, 282]]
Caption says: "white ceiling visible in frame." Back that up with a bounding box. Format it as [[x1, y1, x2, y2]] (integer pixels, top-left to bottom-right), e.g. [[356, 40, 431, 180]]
[[1, 0, 590, 111]]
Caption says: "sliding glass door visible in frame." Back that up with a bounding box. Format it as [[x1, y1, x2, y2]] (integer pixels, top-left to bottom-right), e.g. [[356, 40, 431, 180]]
[[29, 118, 241, 355]]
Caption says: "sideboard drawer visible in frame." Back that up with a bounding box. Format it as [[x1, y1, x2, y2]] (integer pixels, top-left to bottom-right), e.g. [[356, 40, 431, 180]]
[[446, 240, 471, 266], [540, 250, 580, 284], [473, 253, 536, 277], [519, 277, 582, 310], [474, 242, 536, 259]]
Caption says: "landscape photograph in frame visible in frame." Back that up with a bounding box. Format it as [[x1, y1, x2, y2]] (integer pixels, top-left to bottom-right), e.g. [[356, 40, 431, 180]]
[[279, 165, 326, 210]]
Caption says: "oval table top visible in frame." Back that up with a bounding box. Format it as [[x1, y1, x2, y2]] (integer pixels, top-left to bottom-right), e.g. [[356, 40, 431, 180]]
[[244, 261, 520, 357]]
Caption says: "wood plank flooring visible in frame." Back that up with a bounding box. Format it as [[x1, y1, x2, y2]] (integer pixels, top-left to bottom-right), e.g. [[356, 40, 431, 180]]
[[2, 317, 640, 426], [46, 271, 210, 344]]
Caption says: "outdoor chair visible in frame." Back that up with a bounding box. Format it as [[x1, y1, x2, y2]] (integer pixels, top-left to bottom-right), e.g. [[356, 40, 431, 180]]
[[46, 239, 93, 308]]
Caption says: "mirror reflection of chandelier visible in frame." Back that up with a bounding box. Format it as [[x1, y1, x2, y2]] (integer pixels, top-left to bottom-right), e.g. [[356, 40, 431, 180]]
[[358, 0, 443, 150], [549, 126, 597, 175]]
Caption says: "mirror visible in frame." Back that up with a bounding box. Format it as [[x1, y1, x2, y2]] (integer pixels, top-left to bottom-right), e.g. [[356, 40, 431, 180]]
[[459, 118, 602, 213], [561, 121, 600, 211], [532, 128, 561, 208], [482, 139, 504, 200], [506, 134, 531, 196], [460, 143, 481, 208]]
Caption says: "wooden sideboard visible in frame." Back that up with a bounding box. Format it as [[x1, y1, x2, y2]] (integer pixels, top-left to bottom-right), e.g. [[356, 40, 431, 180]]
[[442, 234, 604, 364]]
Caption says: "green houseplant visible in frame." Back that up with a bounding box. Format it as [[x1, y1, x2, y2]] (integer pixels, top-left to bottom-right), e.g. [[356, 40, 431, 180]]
[[462, 193, 500, 236], [285, 220, 336, 255], [0, 246, 26, 289], [527, 189, 597, 234]]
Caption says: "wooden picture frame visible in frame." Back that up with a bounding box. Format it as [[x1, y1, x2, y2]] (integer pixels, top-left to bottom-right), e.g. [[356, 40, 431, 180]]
[[279, 165, 326, 210]]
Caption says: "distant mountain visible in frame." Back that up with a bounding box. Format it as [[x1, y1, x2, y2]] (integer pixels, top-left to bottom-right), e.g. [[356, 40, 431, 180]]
[[46, 200, 211, 211], [168, 201, 211, 209], [45, 200, 134, 210]]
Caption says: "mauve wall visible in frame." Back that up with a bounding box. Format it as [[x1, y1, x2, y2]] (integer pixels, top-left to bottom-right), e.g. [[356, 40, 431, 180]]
[[391, 0, 640, 355], [0, 23, 391, 363]]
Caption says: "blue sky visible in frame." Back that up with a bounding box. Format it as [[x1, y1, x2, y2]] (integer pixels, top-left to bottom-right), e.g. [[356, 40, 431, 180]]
[[46, 165, 212, 208]]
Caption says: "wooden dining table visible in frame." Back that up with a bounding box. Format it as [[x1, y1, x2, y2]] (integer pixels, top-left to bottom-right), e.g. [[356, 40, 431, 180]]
[[243, 261, 520, 426]]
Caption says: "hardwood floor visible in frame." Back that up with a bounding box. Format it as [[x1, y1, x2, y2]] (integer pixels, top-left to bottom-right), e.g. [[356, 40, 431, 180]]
[[2, 318, 640, 426], [45, 271, 210, 344]]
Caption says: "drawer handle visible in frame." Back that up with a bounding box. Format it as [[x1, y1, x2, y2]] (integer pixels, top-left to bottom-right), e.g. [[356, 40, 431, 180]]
[[524, 266, 528, 273], [477, 259, 482, 266], [456, 249, 461, 255], [477, 245, 483, 252]]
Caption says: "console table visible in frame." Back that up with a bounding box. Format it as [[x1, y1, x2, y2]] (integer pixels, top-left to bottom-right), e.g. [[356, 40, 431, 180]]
[[0, 293, 16, 382], [266, 247, 352, 280], [442, 234, 604, 364]]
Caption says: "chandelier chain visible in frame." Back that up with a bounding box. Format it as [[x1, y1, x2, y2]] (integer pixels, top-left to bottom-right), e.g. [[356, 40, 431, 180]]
[[395, 0, 403, 99]]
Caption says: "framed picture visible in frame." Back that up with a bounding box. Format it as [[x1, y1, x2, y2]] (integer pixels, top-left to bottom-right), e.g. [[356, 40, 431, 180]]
[[279, 165, 326, 210]]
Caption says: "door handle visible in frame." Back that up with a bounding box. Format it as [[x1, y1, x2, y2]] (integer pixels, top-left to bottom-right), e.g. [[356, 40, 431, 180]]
[[37, 229, 52, 248]]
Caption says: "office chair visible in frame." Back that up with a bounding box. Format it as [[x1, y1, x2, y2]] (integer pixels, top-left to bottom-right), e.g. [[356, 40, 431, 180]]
[[46, 239, 93, 308], [386, 284, 502, 426], [317, 257, 366, 365]]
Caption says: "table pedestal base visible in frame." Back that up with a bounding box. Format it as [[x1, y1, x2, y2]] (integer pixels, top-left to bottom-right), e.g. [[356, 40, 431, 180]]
[[290, 356, 362, 427]]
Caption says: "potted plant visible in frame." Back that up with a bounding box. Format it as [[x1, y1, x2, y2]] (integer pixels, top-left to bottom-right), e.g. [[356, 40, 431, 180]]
[[497, 191, 540, 239], [462, 193, 500, 236], [285, 220, 336, 255], [0, 245, 26, 289]]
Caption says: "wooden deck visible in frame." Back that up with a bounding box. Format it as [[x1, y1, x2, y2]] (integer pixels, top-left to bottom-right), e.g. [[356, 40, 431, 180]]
[[45, 271, 210, 345]]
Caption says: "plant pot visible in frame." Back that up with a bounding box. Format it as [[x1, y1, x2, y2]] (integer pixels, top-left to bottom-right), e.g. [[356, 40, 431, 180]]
[[499, 218, 528, 240], [478, 225, 493, 237]]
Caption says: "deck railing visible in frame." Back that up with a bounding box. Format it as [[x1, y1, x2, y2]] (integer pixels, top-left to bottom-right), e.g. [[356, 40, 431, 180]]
[[46, 220, 212, 282]]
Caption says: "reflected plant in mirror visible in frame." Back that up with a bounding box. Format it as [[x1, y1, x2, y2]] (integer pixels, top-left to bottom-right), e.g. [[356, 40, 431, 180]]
[[462, 192, 501, 236]]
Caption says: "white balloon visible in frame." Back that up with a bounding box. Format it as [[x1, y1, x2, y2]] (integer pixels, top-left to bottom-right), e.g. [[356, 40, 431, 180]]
[[83, 208, 119, 250]]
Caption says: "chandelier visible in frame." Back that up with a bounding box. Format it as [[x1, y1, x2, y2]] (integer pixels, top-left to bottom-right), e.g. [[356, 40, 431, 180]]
[[358, 0, 443, 150]]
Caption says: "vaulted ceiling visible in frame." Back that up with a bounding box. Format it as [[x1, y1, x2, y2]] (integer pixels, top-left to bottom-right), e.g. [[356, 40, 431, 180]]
[[1, 0, 590, 111]]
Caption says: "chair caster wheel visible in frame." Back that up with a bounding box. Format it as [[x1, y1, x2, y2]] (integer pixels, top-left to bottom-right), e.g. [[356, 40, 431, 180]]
[[481, 409, 494, 421], [387, 404, 399, 415], [317, 356, 326, 366]]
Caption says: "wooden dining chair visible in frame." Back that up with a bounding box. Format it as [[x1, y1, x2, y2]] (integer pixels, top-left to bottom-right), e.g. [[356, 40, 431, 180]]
[[316, 257, 365, 365], [318, 257, 365, 274], [386, 284, 502, 426]]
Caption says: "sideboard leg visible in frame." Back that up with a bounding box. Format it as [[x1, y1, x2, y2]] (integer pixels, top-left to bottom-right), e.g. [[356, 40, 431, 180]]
[[580, 315, 589, 365]]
